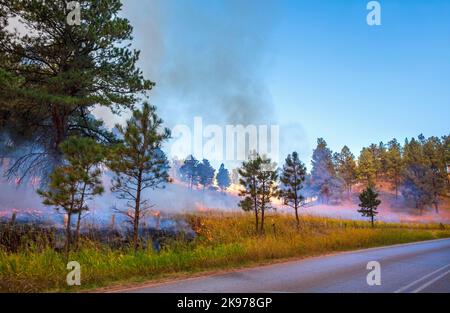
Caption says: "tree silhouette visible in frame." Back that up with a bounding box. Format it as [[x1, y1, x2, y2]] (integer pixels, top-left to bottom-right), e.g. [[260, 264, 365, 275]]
[[358, 187, 381, 228], [216, 163, 231, 192]]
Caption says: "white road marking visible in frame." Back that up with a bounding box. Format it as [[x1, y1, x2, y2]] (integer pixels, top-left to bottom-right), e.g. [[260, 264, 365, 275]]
[[394, 264, 450, 293], [412, 270, 450, 293]]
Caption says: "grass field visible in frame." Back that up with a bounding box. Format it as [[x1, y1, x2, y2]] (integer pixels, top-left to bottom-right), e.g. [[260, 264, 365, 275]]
[[1, 212, 449, 292]]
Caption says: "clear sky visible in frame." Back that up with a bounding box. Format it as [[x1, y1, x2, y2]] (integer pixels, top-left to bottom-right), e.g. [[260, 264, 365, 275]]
[[102, 0, 450, 168]]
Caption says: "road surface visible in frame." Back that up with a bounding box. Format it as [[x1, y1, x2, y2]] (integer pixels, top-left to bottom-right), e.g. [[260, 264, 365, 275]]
[[116, 238, 450, 293]]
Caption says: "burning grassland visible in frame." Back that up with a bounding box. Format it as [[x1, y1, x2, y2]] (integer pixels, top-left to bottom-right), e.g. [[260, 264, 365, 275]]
[[1, 211, 450, 292]]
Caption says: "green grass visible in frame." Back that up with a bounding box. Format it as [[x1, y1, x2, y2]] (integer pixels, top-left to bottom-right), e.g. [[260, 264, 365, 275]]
[[1, 212, 449, 292]]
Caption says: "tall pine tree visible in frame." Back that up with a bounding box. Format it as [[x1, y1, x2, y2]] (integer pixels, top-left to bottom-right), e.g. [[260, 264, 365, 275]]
[[310, 138, 342, 203], [216, 163, 231, 192], [280, 152, 307, 229], [0, 0, 153, 181], [238, 154, 278, 235], [334, 146, 357, 199], [108, 103, 171, 251], [197, 159, 215, 191], [385, 139, 403, 199]]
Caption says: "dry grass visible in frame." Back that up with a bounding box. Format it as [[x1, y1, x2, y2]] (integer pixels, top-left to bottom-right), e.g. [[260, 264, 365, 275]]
[[1, 212, 449, 292]]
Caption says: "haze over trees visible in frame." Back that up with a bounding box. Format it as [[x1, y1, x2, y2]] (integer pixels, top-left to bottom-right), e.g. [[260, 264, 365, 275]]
[[310, 138, 343, 204], [305, 134, 449, 214], [0, 0, 153, 182], [401, 135, 447, 213]]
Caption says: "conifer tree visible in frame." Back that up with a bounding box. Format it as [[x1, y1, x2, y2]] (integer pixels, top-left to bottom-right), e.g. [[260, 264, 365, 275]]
[[334, 146, 357, 199], [385, 139, 403, 199], [358, 148, 377, 187], [0, 0, 153, 181], [280, 152, 307, 229], [38, 137, 104, 257], [180, 155, 200, 189], [238, 154, 278, 235], [108, 103, 170, 251], [358, 186, 381, 227], [197, 159, 215, 191], [216, 163, 231, 192], [401, 137, 432, 212], [310, 138, 340, 203]]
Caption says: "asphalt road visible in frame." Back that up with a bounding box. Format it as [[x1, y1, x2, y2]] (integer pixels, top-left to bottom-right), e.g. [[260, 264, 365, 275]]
[[117, 238, 450, 293]]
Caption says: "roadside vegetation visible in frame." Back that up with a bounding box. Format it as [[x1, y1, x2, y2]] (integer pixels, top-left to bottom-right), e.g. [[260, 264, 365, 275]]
[[1, 212, 449, 292]]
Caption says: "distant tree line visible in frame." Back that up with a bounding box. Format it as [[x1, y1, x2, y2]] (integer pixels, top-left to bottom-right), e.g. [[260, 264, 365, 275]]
[[176, 156, 232, 192], [307, 135, 449, 212]]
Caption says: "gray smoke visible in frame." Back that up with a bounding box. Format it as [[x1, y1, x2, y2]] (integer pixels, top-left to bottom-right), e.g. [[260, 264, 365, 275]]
[[118, 0, 281, 127]]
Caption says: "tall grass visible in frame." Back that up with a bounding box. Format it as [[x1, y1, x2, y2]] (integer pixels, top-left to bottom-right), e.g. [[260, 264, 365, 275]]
[[1, 212, 449, 292]]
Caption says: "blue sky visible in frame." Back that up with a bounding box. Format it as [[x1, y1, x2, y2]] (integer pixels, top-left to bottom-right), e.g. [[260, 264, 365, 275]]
[[112, 0, 450, 168]]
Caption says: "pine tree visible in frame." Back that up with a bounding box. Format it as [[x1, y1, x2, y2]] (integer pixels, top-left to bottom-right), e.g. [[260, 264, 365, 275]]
[[0, 0, 153, 181], [358, 148, 377, 187], [358, 187, 381, 227], [442, 135, 450, 190], [180, 155, 200, 189], [334, 146, 357, 199], [385, 139, 403, 199], [401, 137, 433, 212], [216, 164, 231, 192], [368, 143, 384, 180], [378, 142, 388, 178], [238, 153, 278, 235], [238, 156, 260, 234], [59, 137, 105, 247], [38, 137, 104, 257], [197, 159, 215, 191], [256, 157, 278, 235], [310, 138, 339, 203], [422, 136, 447, 212], [108, 103, 170, 251], [280, 152, 307, 229]]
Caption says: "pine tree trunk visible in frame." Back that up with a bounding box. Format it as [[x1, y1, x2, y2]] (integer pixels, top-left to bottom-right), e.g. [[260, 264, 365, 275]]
[[133, 171, 143, 251], [75, 210, 82, 249], [65, 213, 72, 260], [51, 105, 67, 153], [254, 207, 259, 234], [253, 180, 258, 234], [294, 203, 300, 230], [75, 182, 87, 249], [260, 206, 265, 235], [434, 199, 439, 214]]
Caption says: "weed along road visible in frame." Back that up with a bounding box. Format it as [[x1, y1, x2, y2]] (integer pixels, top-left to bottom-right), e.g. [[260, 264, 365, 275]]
[[114, 239, 450, 293]]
